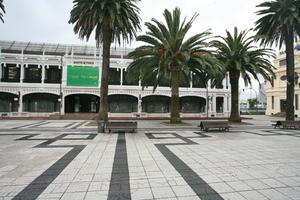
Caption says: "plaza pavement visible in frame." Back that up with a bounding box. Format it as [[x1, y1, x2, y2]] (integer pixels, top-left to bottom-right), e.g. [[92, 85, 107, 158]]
[[0, 116, 299, 200]]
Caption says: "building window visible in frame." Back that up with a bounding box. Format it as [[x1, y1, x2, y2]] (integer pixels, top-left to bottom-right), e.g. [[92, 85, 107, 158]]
[[296, 95, 299, 110], [24, 64, 42, 83], [122, 69, 139, 86], [109, 68, 121, 85], [45, 65, 62, 84], [2, 63, 20, 82], [216, 97, 224, 113], [279, 59, 286, 66], [272, 96, 274, 109]]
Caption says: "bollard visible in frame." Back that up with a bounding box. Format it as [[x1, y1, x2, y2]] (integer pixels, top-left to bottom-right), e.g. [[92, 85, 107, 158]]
[[97, 120, 105, 133]]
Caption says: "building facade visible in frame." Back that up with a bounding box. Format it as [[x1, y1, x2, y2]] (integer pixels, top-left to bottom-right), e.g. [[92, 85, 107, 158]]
[[266, 41, 300, 117], [0, 41, 231, 118]]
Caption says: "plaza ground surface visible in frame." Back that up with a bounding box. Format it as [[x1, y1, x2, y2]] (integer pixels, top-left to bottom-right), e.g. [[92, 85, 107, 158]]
[[0, 116, 299, 200]]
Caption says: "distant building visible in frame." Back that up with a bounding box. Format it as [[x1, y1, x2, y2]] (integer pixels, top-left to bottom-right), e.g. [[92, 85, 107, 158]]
[[266, 41, 300, 116], [0, 41, 231, 118], [258, 81, 266, 107]]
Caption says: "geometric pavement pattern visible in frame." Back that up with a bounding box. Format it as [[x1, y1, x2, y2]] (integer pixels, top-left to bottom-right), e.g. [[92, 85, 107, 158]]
[[0, 121, 300, 200]]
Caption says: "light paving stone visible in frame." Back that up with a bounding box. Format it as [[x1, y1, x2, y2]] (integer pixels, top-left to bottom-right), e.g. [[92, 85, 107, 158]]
[[239, 190, 269, 200], [60, 192, 86, 200], [260, 178, 288, 188], [84, 191, 108, 200], [37, 193, 63, 199], [171, 185, 196, 197], [177, 196, 201, 200], [258, 189, 291, 200], [226, 181, 252, 191], [220, 192, 248, 200], [276, 187, 300, 199], [209, 182, 235, 193], [243, 179, 270, 190], [148, 178, 170, 188], [130, 179, 151, 189], [131, 187, 153, 200], [151, 186, 176, 199], [66, 182, 90, 192]]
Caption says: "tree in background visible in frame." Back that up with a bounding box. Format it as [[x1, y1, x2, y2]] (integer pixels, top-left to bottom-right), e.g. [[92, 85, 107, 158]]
[[127, 8, 219, 123], [248, 98, 257, 108], [212, 27, 275, 122], [69, 0, 141, 124], [254, 0, 300, 121]]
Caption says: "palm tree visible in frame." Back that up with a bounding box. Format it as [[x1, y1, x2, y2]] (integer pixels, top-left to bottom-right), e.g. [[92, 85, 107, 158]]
[[69, 0, 141, 123], [127, 8, 218, 123], [0, 0, 5, 23], [212, 27, 275, 122], [254, 0, 300, 121]]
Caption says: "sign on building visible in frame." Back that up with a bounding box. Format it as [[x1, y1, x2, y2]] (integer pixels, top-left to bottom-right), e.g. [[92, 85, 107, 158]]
[[67, 66, 99, 86]]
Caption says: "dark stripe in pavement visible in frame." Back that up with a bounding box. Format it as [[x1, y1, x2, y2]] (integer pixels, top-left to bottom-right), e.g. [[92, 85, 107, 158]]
[[12, 121, 46, 129], [71, 121, 87, 129], [146, 132, 224, 200], [0, 133, 97, 200], [12, 146, 84, 200], [108, 133, 131, 200], [64, 122, 77, 128]]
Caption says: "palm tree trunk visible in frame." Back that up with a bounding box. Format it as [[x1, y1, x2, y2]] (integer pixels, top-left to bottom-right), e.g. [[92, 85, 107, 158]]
[[170, 67, 181, 123], [285, 31, 295, 121], [98, 21, 112, 123], [229, 70, 241, 122]]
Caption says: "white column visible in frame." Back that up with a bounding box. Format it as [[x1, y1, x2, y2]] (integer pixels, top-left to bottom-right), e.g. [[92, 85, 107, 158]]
[[208, 80, 211, 89], [212, 95, 216, 113], [60, 95, 65, 115], [20, 64, 25, 83], [62, 63, 67, 86], [41, 65, 46, 84], [21, 49, 24, 83], [228, 95, 231, 114], [18, 93, 23, 113], [120, 68, 123, 86], [0, 63, 2, 82], [138, 99, 142, 113], [224, 95, 228, 114]]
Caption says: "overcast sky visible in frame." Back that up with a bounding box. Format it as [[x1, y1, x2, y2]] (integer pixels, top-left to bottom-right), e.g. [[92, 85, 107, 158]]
[[0, 0, 272, 100]]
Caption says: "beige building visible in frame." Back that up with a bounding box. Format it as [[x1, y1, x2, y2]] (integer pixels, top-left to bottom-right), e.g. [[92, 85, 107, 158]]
[[266, 41, 300, 117]]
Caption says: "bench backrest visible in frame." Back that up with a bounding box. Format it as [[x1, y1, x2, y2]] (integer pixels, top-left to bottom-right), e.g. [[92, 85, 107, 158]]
[[106, 122, 137, 127], [200, 121, 229, 128]]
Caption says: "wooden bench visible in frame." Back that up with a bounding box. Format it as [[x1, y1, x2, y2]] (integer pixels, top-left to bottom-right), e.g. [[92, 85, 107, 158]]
[[200, 121, 231, 132], [281, 121, 300, 129], [273, 121, 300, 129], [106, 121, 137, 133]]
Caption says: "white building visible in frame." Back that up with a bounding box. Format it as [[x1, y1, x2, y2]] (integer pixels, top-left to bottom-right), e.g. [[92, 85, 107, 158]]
[[0, 41, 231, 118], [258, 81, 267, 107], [266, 41, 300, 116]]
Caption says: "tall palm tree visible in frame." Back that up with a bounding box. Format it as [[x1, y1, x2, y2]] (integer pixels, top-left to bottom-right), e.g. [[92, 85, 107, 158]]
[[254, 0, 300, 121], [69, 0, 141, 123], [212, 27, 275, 122], [127, 8, 218, 123], [0, 0, 5, 23]]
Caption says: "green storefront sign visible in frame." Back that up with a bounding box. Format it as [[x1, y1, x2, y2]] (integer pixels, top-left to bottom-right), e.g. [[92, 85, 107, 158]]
[[67, 66, 99, 86]]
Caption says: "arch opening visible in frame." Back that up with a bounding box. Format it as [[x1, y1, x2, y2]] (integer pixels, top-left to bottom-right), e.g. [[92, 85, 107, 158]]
[[0, 92, 19, 112], [65, 94, 99, 113], [108, 95, 137, 113], [142, 95, 170, 113], [180, 96, 206, 113], [23, 93, 59, 113]]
